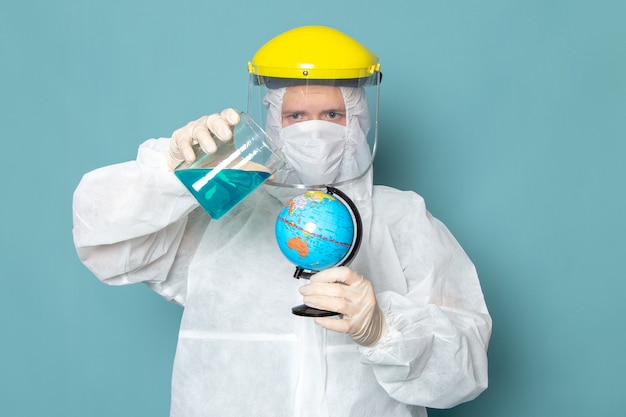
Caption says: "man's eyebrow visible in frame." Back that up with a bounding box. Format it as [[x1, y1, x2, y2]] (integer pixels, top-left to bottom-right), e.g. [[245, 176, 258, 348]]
[[281, 109, 305, 115]]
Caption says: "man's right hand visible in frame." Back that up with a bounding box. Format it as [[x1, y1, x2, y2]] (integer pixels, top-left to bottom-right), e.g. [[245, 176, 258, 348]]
[[167, 108, 240, 171]]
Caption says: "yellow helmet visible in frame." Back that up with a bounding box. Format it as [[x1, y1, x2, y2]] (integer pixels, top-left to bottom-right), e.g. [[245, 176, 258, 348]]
[[248, 26, 381, 85]]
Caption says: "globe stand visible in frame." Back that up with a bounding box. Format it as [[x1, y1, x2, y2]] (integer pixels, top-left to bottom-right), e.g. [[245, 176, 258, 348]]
[[290, 186, 363, 317], [292, 268, 338, 317]]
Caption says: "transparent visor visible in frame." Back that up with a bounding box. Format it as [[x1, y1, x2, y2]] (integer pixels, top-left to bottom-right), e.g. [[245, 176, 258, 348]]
[[246, 74, 381, 189]]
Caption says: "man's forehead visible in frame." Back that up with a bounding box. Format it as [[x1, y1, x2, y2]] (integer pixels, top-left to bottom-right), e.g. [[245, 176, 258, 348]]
[[283, 85, 344, 107]]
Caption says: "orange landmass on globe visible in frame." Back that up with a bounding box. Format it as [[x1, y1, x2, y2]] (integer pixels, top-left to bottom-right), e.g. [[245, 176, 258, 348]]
[[287, 237, 309, 258]]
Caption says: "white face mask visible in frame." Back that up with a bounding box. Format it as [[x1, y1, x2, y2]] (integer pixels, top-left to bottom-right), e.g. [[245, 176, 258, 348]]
[[281, 120, 347, 185]]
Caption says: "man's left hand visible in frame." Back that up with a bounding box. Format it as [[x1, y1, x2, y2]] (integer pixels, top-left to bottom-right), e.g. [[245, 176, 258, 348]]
[[299, 266, 385, 346]]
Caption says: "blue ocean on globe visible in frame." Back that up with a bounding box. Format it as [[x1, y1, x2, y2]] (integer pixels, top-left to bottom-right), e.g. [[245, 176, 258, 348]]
[[275, 191, 355, 271]]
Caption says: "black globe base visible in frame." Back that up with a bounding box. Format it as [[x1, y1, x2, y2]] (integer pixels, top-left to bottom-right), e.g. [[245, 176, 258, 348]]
[[292, 304, 340, 317]]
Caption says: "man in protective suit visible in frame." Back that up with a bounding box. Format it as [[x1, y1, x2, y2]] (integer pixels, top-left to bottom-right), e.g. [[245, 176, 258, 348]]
[[73, 26, 491, 417]]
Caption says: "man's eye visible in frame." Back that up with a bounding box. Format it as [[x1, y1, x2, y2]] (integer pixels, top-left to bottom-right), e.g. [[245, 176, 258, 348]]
[[288, 113, 301, 120], [327, 112, 345, 120]]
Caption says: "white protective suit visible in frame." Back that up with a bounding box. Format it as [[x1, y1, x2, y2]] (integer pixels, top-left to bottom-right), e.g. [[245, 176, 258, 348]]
[[72, 86, 491, 417]]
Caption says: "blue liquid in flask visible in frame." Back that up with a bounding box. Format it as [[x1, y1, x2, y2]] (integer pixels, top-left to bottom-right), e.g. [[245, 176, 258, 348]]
[[176, 168, 271, 219]]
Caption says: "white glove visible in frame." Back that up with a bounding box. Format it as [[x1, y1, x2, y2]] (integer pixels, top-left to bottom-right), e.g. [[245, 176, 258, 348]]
[[299, 266, 386, 347], [167, 108, 240, 171]]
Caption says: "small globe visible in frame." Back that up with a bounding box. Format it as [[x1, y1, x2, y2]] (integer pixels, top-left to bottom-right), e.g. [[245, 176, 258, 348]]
[[275, 190, 355, 271]]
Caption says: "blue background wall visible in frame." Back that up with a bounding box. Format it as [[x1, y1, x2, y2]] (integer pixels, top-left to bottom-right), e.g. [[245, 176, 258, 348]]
[[1, 1, 624, 416]]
